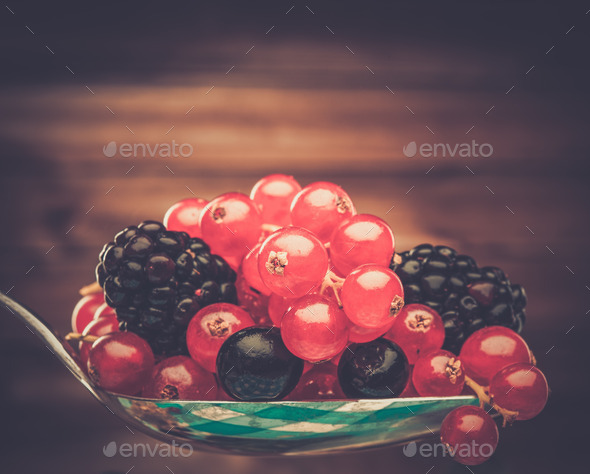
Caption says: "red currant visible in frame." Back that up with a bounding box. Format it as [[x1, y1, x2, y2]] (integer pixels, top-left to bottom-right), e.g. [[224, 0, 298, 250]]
[[329, 214, 395, 276], [440, 405, 499, 465], [78, 315, 119, 369], [348, 320, 394, 343], [87, 332, 154, 395], [412, 350, 465, 396], [93, 302, 116, 321], [258, 227, 328, 298], [460, 326, 531, 385], [341, 264, 404, 329], [71, 293, 104, 333], [249, 174, 301, 226], [163, 197, 209, 238], [281, 294, 349, 362], [287, 363, 345, 400], [385, 304, 444, 364], [143, 355, 218, 400], [489, 363, 548, 420], [235, 274, 271, 326], [200, 192, 262, 269], [290, 181, 356, 243], [241, 243, 272, 296], [268, 293, 295, 327], [186, 303, 255, 372]]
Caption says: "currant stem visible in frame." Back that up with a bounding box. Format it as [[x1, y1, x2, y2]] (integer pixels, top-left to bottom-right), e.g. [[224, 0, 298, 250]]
[[320, 270, 345, 307], [464, 375, 519, 427], [79, 281, 102, 296], [65, 332, 99, 343]]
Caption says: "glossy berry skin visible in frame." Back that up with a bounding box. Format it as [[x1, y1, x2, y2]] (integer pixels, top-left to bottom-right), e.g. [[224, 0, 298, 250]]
[[341, 264, 405, 329], [87, 332, 155, 395], [281, 294, 349, 362], [258, 227, 329, 298], [329, 214, 395, 276], [143, 356, 217, 400], [78, 315, 120, 369], [163, 197, 209, 238], [186, 303, 255, 373], [338, 338, 409, 398], [93, 302, 116, 320], [460, 326, 531, 385], [440, 405, 499, 465], [71, 293, 105, 333], [249, 174, 302, 226], [200, 192, 262, 269], [348, 320, 394, 343], [234, 275, 271, 326], [290, 181, 356, 243], [287, 363, 345, 400], [241, 243, 272, 296], [412, 350, 465, 396], [489, 363, 548, 420], [216, 327, 304, 401], [385, 304, 445, 364], [267, 294, 295, 327]]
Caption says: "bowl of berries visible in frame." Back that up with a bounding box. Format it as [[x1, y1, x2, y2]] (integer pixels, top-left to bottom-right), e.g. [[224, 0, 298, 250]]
[[1, 174, 548, 464]]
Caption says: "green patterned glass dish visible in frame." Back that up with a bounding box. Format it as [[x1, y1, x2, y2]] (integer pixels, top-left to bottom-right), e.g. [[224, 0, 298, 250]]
[[1, 291, 478, 456]]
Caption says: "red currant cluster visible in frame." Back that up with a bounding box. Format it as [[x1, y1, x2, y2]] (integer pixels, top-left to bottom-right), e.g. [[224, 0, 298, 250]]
[[68, 174, 548, 465]]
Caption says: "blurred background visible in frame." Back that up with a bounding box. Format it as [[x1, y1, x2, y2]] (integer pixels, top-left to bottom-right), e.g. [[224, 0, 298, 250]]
[[1, 0, 590, 472]]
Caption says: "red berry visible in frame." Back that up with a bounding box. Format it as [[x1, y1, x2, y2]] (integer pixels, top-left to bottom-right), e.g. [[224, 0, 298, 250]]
[[281, 294, 349, 362], [329, 214, 395, 276], [489, 363, 548, 420], [93, 302, 116, 320], [258, 227, 329, 298], [71, 293, 104, 333], [79, 315, 119, 369], [412, 350, 465, 396], [200, 192, 262, 269], [250, 174, 302, 226], [348, 320, 394, 343], [143, 356, 218, 400], [163, 197, 209, 238], [268, 293, 295, 327], [87, 332, 154, 395], [186, 303, 255, 372], [341, 264, 404, 329], [241, 243, 272, 296], [287, 363, 345, 400], [290, 181, 356, 243], [460, 326, 531, 385], [400, 371, 420, 397], [235, 274, 271, 326], [385, 304, 444, 364], [440, 405, 499, 465]]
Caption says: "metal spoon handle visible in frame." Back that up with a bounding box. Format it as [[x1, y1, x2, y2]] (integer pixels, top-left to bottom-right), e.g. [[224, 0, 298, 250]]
[[0, 291, 97, 395]]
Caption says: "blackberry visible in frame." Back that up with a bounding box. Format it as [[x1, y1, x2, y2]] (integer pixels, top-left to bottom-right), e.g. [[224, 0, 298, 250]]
[[96, 220, 237, 356], [391, 244, 527, 354]]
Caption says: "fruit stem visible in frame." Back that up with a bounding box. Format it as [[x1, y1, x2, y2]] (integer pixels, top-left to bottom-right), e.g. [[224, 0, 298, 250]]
[[464, 375, 519, 427], [79, 281, 102, 296], [320, 270, 345, 306], [65, 332, 99, 343]]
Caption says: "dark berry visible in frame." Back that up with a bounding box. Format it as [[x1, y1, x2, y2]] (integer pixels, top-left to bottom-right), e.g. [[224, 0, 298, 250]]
[[511, 284, 527, 310], [119, 260, 145, 289], [458, 295, 479, 322], [124, 235, 155, 260], [396, 259, 422, 283], [337, 338, 409, 398], [421, 273, 448, 299], [115, 226, 139, 246], [434, 245, 457, 262], [156, 231, 184, 257], [137, 220, 166, 238], [220, 282, 238, 304], [104, 275, 128, 307], [145, 254, 175, 285], [423, 257, 450, 275], [409, 243, 434, 261], [448, 274, 466, 292], [453, 255, 477, 273], [103, 246, 124, 273], [403, 283, 422, 303], [188, 237, 210, 255], [174, 252, 194, 278], [483, 303, 515, 327], [468, 281, 497, 306], [216, 327, 304, 401], [198, 281, 221, 306]]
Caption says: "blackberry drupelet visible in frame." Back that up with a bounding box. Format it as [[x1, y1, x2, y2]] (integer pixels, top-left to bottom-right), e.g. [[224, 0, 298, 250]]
[[391, 243, 527, 354], [96, 220, 238, 356]]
